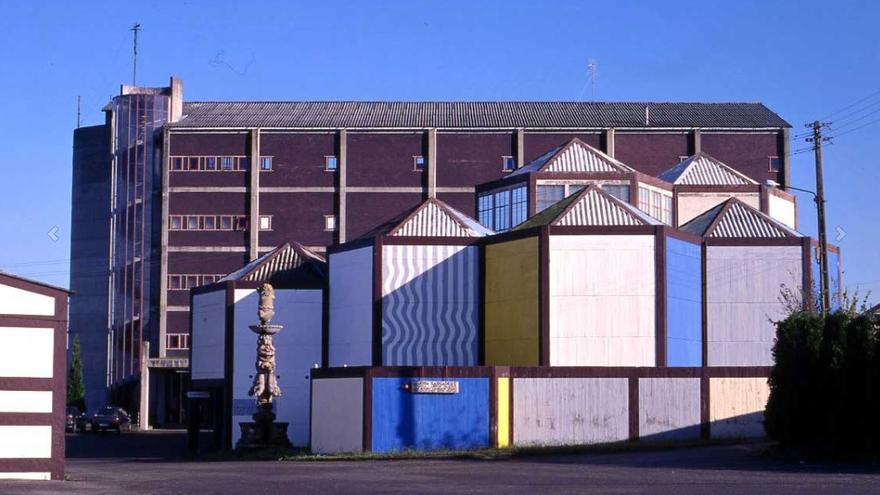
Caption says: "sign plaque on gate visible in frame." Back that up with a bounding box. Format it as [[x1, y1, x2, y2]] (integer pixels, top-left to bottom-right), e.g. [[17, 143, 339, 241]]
[[407, 380, 460, 394]]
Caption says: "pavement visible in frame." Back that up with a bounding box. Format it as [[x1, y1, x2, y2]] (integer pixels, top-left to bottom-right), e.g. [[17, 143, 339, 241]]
[[1, 431, 879, 494]]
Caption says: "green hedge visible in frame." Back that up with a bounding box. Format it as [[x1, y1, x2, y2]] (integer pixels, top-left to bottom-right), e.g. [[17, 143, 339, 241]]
[[765, 310, 879, 454]]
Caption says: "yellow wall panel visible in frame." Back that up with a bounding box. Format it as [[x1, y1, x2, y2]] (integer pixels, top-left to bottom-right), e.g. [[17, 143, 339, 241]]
[[484, 237, 540, 366], [709, 377, 769, 438], [496, 377, 510, 448]]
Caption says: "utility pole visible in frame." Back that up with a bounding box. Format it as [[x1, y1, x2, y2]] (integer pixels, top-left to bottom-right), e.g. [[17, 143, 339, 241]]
[[131, 23, 141, 86], [587, 61, 597, 101], [806, 120, 832, 315]]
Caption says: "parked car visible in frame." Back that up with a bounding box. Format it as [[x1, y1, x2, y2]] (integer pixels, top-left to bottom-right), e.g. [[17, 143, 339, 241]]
[[89, 406, 132, 434], [65, 406, 83, 432]]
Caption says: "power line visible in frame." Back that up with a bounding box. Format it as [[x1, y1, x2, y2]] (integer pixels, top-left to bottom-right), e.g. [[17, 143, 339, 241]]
[[829, 115, 880, 139], [821, 88, 880, 121]]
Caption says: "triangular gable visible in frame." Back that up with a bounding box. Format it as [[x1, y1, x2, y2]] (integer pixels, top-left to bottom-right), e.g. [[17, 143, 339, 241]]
[[219, 242, 326, 285], [680, 198, 800, 238], [515, 184, 662, 229], [658, 152, 758, 186], [387, 198, 494, 237], [509, 138, 634, 177]]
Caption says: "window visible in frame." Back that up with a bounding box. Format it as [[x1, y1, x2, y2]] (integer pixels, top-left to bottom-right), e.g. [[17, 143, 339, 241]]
[[502, 156, 516, 172], [168, 275, 182, 290], [324, 156, 338, 172], [171, 157, 183, 171], [203, 216, 216, 230], [324, 215, 337, 231], [493, 190, 511, 232], [679, 156, 689, 162], [219, 216, 233, 230], [238, 157, 249, 171], [221, 157, 234, 171], [205, 157, 216, 171], [170, 215, 183, 230], [637, 186, 673, 225], [536, 185, 565, 212], [186, 275, 200, 289], [511, 186, 528, 226], [188, 157, 200, 171], [602, 184, 631, 202], [234, 217, 248, 231], [166, 334, 190, 350], [477, 193, 494, 228], [260, 157, 272, 171], [259, 215, 272, 231], [186, 216, 200, 230], [768, 156, 781, 172], [413, 156, 425, 172]]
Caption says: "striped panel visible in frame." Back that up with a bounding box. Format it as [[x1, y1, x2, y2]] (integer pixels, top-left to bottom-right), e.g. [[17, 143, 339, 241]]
[[543, 141, 631, 173], [381, 245, 479, 365], [709, 202, 790, 238], [675, 155, 756, 186], [244, 245, 304, 281], [392, 202, 472, 237], [556, 189, 643, 226]]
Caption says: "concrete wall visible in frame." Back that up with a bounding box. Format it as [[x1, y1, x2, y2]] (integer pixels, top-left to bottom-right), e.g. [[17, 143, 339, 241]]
[[638, 378, 701, 441], [230, 288, 323, 447], [190, 289, 226, 381], [666, 237, 703, 366], [676, 192, 760, 226], [310, 377, 364, 454], [709, 377, 769, 439], [548, 235, 655, 366], [706, 246, 803, 366], [328, 246, 374, 366], [512, 377, 630, 446], [381, 245, 480, 366], [484, 237, 540, 365]]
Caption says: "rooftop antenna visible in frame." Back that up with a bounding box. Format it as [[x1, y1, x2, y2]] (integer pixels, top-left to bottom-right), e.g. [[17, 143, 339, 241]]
[[587, 60, 598, 101], [131, 23, 141, 86], [76, 96, 81, 128]]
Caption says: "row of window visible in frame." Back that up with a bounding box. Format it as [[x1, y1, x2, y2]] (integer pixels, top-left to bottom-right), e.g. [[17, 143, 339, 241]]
[[168, 274, 224, 290], [169, 214, 337, 232], [638, 187, 673, 225], [166, 333, 190, 350], [477, 185, 528, 233], [170, 155, 520, 173]]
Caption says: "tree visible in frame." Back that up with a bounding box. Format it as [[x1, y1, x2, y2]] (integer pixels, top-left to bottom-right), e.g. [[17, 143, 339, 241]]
[[67, 335, 86, 412]]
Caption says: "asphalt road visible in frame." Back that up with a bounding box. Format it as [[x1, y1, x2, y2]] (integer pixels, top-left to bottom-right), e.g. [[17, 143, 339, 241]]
[[2, 431, 879, 494]]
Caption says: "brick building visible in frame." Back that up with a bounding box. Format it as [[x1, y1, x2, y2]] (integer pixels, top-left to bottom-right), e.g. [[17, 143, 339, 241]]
[[70, 77, 791, 426]]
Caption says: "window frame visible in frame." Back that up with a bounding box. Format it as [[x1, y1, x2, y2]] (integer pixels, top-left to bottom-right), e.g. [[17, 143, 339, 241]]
[[260, 156, 273, 171], [768, 156, 781, 173], [413, 155, 426, 172], [324, 214, 337, 232], [324, 155, 338, 172], [259, 215, 272, 231], [501, 156, 516, 172]]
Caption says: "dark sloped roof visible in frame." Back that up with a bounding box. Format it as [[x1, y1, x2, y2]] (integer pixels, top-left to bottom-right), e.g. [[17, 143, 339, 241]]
[[679, 198, 801, 238], [514, 184, 663, 230], [171, 101, 790, 129]]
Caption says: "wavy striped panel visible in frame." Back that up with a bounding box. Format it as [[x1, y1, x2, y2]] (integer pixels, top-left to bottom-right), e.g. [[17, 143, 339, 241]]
[[381, 245, 479, 366]]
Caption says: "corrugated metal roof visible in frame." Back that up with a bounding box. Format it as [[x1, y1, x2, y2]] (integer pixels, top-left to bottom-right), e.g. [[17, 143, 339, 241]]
[[171, 101, 791, 129], [509, 138, 633, 177], [658, 152, 758, 185], [680, 198, 801, 238], [362, 198, 493, 239], [218, 242, 326, 285], [515, 184, 663, 229]]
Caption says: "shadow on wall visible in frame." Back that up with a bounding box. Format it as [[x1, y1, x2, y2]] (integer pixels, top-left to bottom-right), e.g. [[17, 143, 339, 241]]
[[381, 246, 480, 366]]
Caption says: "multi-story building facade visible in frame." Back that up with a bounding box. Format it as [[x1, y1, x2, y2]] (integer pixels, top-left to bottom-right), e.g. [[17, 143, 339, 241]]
[[70, 77, 792, 427]]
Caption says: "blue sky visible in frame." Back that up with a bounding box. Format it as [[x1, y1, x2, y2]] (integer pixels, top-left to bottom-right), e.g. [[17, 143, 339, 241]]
[[0, 1, 877, 305]]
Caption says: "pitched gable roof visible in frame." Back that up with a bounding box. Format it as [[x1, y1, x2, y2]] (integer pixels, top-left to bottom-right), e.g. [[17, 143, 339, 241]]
[[508, 138, 635, 177], [658, 152, 758, 186], [363, 198, 494, 239], [679, 198, 801, 238], [219, 242, 326, 286], [515, 184, 663, 230]]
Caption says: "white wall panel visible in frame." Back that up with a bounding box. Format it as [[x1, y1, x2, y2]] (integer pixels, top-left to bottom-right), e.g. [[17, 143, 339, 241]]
[[310, 378, 364, 454], [638, 378, 701, 441], [328, 247, 374, 367], [768, 194, 796, 229], [513, 377, 629, 446], [677, 192, 760, 226], [0, 327, 53, 378], [0, 472, 51, 480], [190, 289, 227, 381], [710, 377, 769, 439], [707, 246, 802, 366], [231, 288, 323, 447], [0, 391, 53, 413], [549, 235, 655, 366], [0, 426, 51, 458], [0, 283, 55, 316]]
